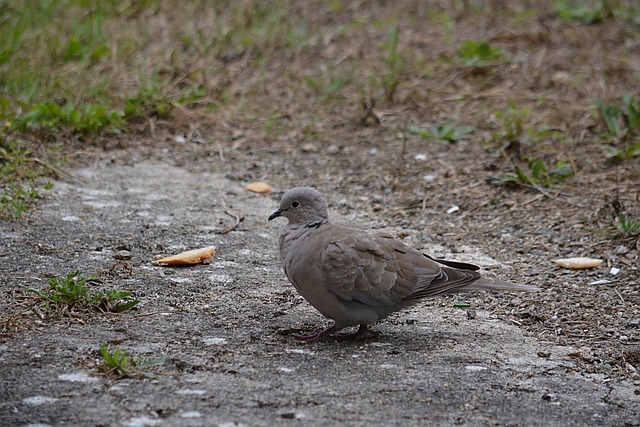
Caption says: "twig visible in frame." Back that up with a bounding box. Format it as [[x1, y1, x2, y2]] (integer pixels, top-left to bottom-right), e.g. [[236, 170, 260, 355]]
[[219, 191, 244, 233], [216, 140, 225, 163], [131, 311, 175, 318], [29, 157, 81, 184]]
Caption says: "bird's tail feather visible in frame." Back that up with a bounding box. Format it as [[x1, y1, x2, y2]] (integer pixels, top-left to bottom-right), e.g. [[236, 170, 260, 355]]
[[460, 277, 540, 293]]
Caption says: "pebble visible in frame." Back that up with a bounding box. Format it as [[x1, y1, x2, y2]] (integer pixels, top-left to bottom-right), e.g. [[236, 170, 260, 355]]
[[372, 195, 384, 204], [614, 245, 630, 255], [501, 233, 514, 243], [114, 250, 132, 260], [327, 144, 340, 154]]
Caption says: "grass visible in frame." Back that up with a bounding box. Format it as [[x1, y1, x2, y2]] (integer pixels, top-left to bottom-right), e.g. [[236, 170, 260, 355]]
[[485, 100, 576, 188], [496, 158, 575, 188], [553, 0, 640, 24], [0, 138, 54, 220], [611, 212, 640, 238], [455, 40, 508, 67], [0, 0, 637, 224], [379, 24, 404, 102], [409, 121, 475, 143], [99, 344, 165, 379], [28, 272, 140, 317], [596, 94, 640, 161]]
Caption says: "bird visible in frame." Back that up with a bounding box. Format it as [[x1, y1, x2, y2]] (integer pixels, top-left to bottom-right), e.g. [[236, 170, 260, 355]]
[[268, 187, 539, 342]]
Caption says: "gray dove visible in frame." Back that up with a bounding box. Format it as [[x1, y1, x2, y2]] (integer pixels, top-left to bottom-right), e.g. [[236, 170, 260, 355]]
[[268, 187, 539, 342]]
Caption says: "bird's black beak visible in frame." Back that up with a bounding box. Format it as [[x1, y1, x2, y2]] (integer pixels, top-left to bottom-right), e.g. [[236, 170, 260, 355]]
[[268, 209, 283, 221]]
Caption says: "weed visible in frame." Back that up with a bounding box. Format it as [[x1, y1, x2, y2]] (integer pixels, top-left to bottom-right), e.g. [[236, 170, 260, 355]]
[[124, 84, 173, 121], [99, 344, 165, 379], [494, 158, 574, 188], [611, 212, 640, 238], [602, 141, 640, 160], [554, 1, 640, 25], [28, 272, 139, 317], [554, 1, 609, 24], [486, 100, 555, 158], [304, 74, 349, 100], [379, 24, 404, 102], [455, 40, 507, 67], [0, 183, 50, 220], [0, 140, 53, 220], [409, 122, 475, 143], [428, 11, 455, 44], [596, 94, 640, 160], [15, 102, 125, 135], [597, 94, 640, 138]]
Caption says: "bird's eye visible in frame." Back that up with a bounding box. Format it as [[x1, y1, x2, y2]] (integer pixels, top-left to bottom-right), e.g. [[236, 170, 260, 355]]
[[291, 201, 300, 208]]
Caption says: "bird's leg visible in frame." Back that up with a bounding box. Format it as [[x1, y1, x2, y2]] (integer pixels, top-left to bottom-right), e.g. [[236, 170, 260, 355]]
[[335, 324, 379, 341], [294, 324, 379, 343], [294, 325, 339, 342]]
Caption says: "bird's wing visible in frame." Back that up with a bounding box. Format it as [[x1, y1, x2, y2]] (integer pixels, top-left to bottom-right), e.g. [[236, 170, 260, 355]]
[[320, 228, 433, 306]]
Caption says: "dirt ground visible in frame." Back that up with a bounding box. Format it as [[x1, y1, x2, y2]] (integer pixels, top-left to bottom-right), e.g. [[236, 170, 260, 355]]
[[2, 1, 640, 426]]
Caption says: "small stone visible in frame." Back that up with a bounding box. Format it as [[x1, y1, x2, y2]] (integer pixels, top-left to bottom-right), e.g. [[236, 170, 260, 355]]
[[300, 143, 315, 153], [467, 310, 476, 320], [501, 233, 514, 243], [114, 250, 132, 260], [327, 144, 340, 155], [446, 205, 460, 214], [614, 245, 630, 255], [537, 351, 551, 358]]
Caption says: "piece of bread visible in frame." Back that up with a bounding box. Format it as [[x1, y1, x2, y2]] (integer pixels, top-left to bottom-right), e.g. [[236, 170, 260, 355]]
[[155, 246, 216, 265]]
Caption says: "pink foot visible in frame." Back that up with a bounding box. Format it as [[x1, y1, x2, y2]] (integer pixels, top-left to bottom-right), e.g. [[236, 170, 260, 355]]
[[294, 324, 378, 342]]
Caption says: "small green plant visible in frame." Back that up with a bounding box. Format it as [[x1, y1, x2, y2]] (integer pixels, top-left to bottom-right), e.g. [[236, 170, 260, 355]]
[[455, 40, 507, 67], [596, 94, 640, 160], [0, 140, 54, 220], [304, 74, 349, 99], [495, 158, 574, 188], [99, 344, 165, 379], [409, 122, 475, 143], [380, 24, 404, 102], [486, 100, 555, 157], [0, 182, 51, 220], [611, 212, 640, 238], [28, 272, 139, 317], [124, 85, 172, 121], [15, 102, 125, 135], [596, 94, 640, 138], [553, 1, 609, 24]]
